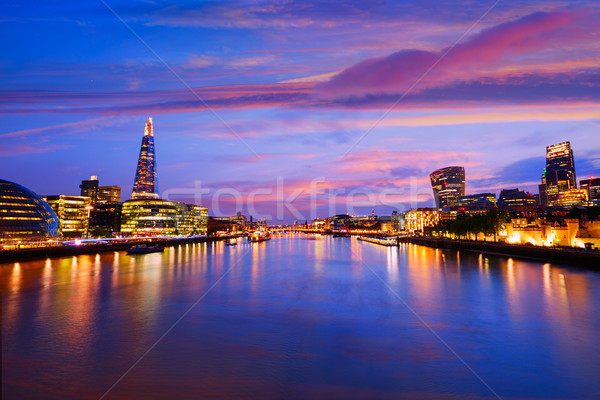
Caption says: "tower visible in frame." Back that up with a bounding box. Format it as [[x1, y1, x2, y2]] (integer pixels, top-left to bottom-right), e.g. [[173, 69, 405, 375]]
[[430, 166, 466, 209], [540, 141, 576, 207], [132, 117, 159, 199]]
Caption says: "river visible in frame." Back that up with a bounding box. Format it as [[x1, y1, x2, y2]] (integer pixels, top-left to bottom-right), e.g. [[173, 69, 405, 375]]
[[2, 234, 600, 399]]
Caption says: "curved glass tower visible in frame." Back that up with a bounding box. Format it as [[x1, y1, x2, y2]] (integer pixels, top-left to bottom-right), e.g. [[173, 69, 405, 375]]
[[430, 166, 466, 209], [132, 117, 159, 199]]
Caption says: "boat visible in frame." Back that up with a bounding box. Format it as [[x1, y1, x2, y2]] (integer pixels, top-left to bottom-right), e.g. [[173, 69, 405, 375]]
[[127, 243, 164, 255], [247, 230, 272, 243], [225, 238, 238, 246], [333, 232, 351, 238]]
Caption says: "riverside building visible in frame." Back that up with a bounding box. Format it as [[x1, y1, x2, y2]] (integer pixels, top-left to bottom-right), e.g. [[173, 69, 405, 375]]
[[0, 179, 60, 243]]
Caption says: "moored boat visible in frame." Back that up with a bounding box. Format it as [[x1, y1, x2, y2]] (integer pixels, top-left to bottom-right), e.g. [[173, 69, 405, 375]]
[[247, 230, 272, 243], [127, 243, 164, 255]]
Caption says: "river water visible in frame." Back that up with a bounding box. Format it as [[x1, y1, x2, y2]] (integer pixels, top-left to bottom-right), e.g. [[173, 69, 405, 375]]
[[2, 234, 600, 399]]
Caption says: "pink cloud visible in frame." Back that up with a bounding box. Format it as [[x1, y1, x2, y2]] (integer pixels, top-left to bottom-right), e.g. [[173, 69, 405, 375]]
[[317, 9, 595, 99]]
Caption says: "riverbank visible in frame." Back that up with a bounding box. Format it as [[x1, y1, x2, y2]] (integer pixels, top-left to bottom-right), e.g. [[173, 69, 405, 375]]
[[0, 236, 235, 264], [400, 237, 600, 270]]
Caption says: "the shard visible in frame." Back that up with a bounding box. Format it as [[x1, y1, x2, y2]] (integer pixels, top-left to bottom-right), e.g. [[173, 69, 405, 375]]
[[131, 117, 159, 199]]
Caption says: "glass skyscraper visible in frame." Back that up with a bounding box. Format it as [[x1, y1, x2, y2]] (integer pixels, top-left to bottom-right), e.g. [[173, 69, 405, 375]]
[[540, 141, 576, 207], [430, 166, 466, 209], [132, 117, 159, 200]]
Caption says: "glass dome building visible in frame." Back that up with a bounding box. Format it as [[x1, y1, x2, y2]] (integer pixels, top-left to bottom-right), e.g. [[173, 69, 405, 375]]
[[0, 179, 60, 241]]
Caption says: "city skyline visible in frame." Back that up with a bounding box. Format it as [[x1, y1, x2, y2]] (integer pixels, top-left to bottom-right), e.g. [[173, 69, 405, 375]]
[[1, 1, 599, 221]]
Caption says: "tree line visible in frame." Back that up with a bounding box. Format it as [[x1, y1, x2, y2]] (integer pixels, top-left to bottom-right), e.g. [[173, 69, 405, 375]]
[[432, 209, 511, 241]]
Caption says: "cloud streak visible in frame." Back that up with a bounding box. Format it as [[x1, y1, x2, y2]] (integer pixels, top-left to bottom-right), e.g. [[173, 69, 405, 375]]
[[317, 9, 598, 99]]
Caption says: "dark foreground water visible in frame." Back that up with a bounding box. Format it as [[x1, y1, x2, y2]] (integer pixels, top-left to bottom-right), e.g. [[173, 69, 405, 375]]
[[2, 234, 600, 400]]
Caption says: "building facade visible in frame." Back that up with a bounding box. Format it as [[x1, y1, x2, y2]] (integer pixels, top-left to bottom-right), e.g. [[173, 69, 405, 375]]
[[80, 175, 99, 204], [89, 202, 122, 235], [540, 141, 577, 207], [580, 178, 600, 206], [405, 208, 439, 233], [120, 199, 207, 236], [80, 175, 121, 204], [44, 195, 92, 238], [0, 179, 60, 242], [498, 188, 538, 216], [132, 117, 159, 200], [430, 166, 466, 209]]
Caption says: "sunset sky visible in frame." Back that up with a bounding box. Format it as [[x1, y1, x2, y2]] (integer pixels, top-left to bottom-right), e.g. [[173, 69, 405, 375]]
[[1, 0, 599, 221]]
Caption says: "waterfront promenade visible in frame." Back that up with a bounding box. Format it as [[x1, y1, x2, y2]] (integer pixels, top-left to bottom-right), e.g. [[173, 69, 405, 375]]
[[0, 235, 237, 263], [399, 236, 600, 269]]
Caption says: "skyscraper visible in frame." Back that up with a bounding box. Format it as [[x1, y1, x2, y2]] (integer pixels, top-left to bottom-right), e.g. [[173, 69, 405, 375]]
[[80, 175, 99, 204], [132, 117, 159, 199], [540, 141, 576, 207], [430, 166, 465, 209]]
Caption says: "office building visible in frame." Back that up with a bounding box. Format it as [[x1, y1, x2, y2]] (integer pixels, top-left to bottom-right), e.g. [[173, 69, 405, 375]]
[[430, 166, 465, 209], [0, 179, 60, 242], [540, 141, 577, 207], [89, 203, 122, 234], [580, 178, 600, 206], [553, 188, 588, 208], [44, 195, 92, 238], [132, 117, 159, 200], [120, 199, 207, 236], [80, 175, 99, 204], [455, 193, 496, 207], [80, 175, 121, 204], [498, 188, 538, 216], [405, 208, 439, 233], [97, 186, 121, 204]]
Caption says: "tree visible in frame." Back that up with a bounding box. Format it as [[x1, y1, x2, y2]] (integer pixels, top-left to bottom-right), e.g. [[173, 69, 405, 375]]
[[485, 209, 511, 242], [89, 226, 111, 238]]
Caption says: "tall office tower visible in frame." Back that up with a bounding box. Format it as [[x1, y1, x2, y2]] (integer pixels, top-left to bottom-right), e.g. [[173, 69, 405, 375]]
[[541, 141, 576, 206], [132, 117, 159, 199], [430, 166, 466, 209], [80, 175, 99, 204]]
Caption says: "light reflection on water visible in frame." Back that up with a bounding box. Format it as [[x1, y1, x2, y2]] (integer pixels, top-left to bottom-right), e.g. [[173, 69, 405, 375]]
[[2, 234, 600, 400]]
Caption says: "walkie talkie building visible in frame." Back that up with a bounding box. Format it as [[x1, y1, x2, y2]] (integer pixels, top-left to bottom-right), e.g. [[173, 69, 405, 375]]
[[430, 166, 466, 209]]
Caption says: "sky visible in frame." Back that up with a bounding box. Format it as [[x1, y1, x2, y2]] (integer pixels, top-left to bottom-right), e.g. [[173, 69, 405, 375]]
[[1, 0, 599, 222]]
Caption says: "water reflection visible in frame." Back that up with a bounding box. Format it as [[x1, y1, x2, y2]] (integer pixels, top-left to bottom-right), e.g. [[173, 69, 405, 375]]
[[2, 236, 600, 399]]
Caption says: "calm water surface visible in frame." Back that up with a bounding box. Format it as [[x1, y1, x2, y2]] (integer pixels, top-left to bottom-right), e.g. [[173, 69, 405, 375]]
[[2, 234, 600, 399]]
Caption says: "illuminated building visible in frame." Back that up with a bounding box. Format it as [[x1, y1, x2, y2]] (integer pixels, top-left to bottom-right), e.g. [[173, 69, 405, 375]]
[[498, 188, 538, 216], [430, 166, 465, 209], [540, 141, 576, 207], [207, 216, 237, 235], [456, 193, 496, 207], [392, 211, 406, 231], [120, 199, 207, 236], [580, 178, 600, 206], [405, 208, 439, 233], [80, 175, 121, 204], [44, 195, 92, 238], [80, 175, 99, 203], [89, 203, 122, 234], [553, 188, 588, 208], [182, 205, 208, 235], [97, 186, 121, 204], [132, 117, 159, 200], [231, 212, 247, 228], [0, 179, 60, 242]]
